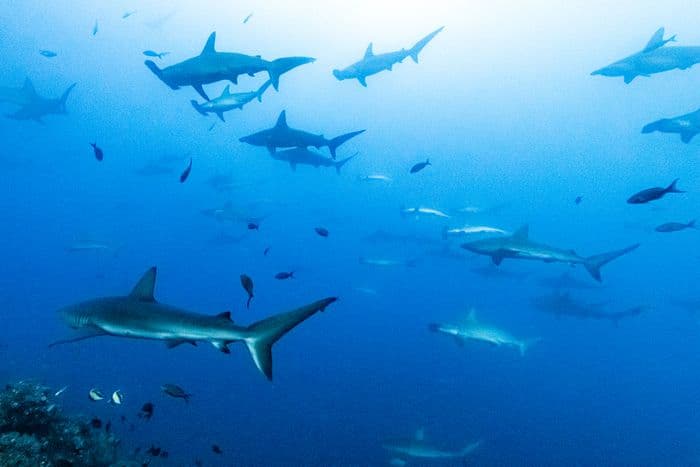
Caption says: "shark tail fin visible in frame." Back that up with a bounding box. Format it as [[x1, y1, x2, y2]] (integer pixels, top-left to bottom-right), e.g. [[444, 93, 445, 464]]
[[328, 130, 365, 159], [335, 152, 357, 174], [584, 243, 640, 282], [58, 83, 76, 113], [460, 440, 483, 457], [267, 56, 316, 91], [688, 219, 697, 229], [255, 80, 272, 102], [408, 26, 444, 63], [243, 297, 337, 380], [190, 100, 207, 117], [665, 178, 684, 193]]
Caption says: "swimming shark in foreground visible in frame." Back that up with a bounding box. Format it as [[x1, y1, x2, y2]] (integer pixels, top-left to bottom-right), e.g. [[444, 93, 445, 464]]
[[591, 28, 700, 83], [429, 309, 540, 356], [461, 225, 639, 282], [239, 110, 365, 159], [50, 267, 337, 380], [333, 27, 444, 87], [3, 78, 76, 123], [191, 80, 271, 121], [642, 107, 700, 143], [270, 148, 356, 173], [383, 428, 481, 463], [145, 32, 315, 100]]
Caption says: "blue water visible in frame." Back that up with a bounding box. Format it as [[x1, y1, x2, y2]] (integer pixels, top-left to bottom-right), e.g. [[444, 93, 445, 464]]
[[1, 1, 700, 465]]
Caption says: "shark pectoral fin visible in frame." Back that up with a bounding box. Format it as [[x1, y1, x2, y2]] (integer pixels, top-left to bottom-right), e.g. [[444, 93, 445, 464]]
[[129, 267, 157, 302], [211, 341, 231, 354], [681, 131, 695, 143], [491, 253, 504, 266], [165, 340, 197, 349], [192, 84, 210, 101], [48, 329, 106, 348], [289, 162, 297, 171], [623, 74, 636, 84], [216, 111, 225, 122], [357, 76, 367, 87], [231, 76, 238, 85]]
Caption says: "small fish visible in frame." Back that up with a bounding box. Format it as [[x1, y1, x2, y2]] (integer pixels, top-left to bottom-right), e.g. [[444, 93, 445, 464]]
[[401, 207, 450, 219], [39, 50, 57, 58], [247, 222, 259, 231], [161, 384, 191, 402], [54, 385, 69, 397], [410, 158, 431, 173], [243, 13, 253, 24], [627, 178, 684, 204], [275, 271, 295, 280], [147, 445, 162, 457], [88, 388, 104, 401], [575, 196, 583, 205], [111, 389, 124, 405], [360, 174, 392, 182], [208, 122, 216, 131], [90, 418, 102, 429], [92, 20, 98, 36], [314, 227, 329, 237], [240, 274, 254, 309], [122, 10, 137, 19], [179, 158, 192, 183], [212, 444, 223, 454], [90, 143, 103, 161], [655, 220, 696, 233], [138, 402, 154, 420], [263, 247, 271, 256], [143, 50, 169, 59]]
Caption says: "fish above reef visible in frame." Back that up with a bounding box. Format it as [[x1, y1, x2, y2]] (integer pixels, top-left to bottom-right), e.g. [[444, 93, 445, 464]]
[[145, 32, 315, 100], [642, 107, 700, 143], [50, 267, 337, 380], [461, 225, 639, 282], [333, 27, 444, 87], [383, 428, 481, 462], [191, 80, 271, 121]]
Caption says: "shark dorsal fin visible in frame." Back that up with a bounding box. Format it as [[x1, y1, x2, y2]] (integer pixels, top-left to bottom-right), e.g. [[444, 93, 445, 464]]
[[275, 110, 288, 128], [23, 78, 36, 96], [215, 311, 233, 322], [364, 43, 374, 58], [201, 32, 217, 55], [513, 224, 529, 240], [129, 267, 157, 302], [415, 428, 425, 441], [222, 85, 232, 96]]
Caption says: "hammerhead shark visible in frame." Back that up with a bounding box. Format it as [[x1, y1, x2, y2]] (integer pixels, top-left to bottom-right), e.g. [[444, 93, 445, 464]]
[[3, 78, 76, 123], [591, 27, 700, 83], [145, 32, 315, 100], [333, 27, 444, 87], [642, 107, 700, 143], [383, 428, 481, 463], [270, 148, 356, 173], [50, 267, 337, 380], [191, 80, 271, 121], [239, 110, 365, 159], [461, 225, 639, 282]]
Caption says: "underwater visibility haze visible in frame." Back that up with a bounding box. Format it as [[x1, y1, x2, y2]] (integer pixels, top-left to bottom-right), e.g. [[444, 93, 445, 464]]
[[0, 0, 700, 465]]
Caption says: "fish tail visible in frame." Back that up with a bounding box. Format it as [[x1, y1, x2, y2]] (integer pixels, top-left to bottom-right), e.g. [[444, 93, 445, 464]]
[[408, 26, 444, 63], [334, 152, 357, 174], [243, 297, 337, 380], [328, 130, 365, 159], [584, 243, 640, 282], [666, 178, 684, 193], [255, 80, 272, 102], [246, 296, 252, 309], [689, 219, 697, 229], [59, 83, 76, 113], [267, 56, 316, 91]]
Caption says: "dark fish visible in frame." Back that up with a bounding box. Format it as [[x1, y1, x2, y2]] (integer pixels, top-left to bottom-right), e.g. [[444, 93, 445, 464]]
[[39, 50, 57, 58], [90, 418, 102, 429], [263, 247, 271, 256], [180, 158, 192, 183], [120, 415, 127, 423], [627, 178, 684, 204], [105, 420, 111, 433], [655, 220, 696, 232], [275, 271, 295, 280], [122, 10, 136, 19], [240, 274, 254, 308], [147, 445, 162, 457], [409, 158, 431, 173], [243, 13, 253, 23], [139, 402, 154, 420], [90, 143, 103, 161], [314, 227, 329, 237], [92, 20, 98, 36], [143, 50, 169, 59], [161, 384, 191, 402], [575, 196, 582, 205], [248, 222, 259, 231], [212, 444, 223, 454]]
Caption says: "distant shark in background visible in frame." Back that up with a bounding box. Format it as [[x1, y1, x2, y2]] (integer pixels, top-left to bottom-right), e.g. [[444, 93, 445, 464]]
[[270, 148, 356, 174], [145, 32, 315, 100], [50, 267, 337, 381], [333, 27, 444, 87], [191, 80, 271, 121], [532, 292, 647, 324], [3, 78, 76, 123], [591, 27, 700, 83], [383, 428, 481, 463], [461, 225, 639, 282], [642, 107, 700, 143]]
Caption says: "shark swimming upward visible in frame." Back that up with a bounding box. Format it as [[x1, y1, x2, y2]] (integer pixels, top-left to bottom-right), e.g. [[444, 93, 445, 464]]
[[51, 267, 337, 381], [460, 225, 639, 282], [145, 32, 315, 100]]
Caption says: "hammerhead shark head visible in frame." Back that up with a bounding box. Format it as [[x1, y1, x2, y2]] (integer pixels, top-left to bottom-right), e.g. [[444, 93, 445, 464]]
[[191, 80, 271, 121], [3, 78, 76, 123], [145, 32, 315, 100], [591, 27, 700, 83], [333, 27, 444, 87], [50, 267, 337, 381], [642, 107, 700, 143], [461, 225, 639, 282], [270, 148, 356, 173], [239, 110, 365, 159]]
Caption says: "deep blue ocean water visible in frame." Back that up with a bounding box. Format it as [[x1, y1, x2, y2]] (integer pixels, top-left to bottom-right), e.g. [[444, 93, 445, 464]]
[[1, 1, 699, 465]]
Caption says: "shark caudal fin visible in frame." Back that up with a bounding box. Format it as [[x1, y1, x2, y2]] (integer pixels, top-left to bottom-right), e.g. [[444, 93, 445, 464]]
[[328, 130, 365, 159], [58, 83, 76, 113], [243, 297, 337, 380], [408, 26, 444, 63], [190, 100, 207, 117], [584, 244, 640, 282], [460, 440, 483, 457], [334, 152, 357, 174], [255, 80, 272, 102], [267, 56, 316, 91]]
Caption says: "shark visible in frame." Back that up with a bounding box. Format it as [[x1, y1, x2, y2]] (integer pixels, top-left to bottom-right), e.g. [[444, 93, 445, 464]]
[[383, 428, 481, 463], [642, 107, 700, 143], [239, 110, 365, 159], [591, 28, 700, 83], [145, 32, 315, 100], [191, 80, 271, 121], [50, 267, 337, 380], [200, 201, 263, 225], [460, 225, 639, 282], [429, 309, 539, 356], [532, 292, 646, 324], [4, 79, 76, 123], [333, 27, 444, 87], [270, 148, 356, 174]]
